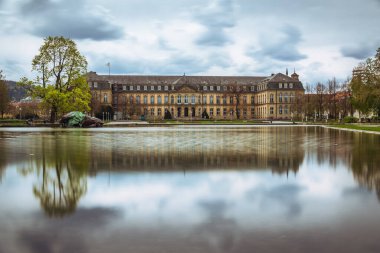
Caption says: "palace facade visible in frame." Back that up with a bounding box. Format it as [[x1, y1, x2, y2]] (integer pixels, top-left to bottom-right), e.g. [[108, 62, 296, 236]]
[[87, 71, 304, 120]]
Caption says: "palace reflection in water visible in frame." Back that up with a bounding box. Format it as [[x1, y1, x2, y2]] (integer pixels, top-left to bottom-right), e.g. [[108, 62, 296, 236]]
[[1, 126, 380, 253]]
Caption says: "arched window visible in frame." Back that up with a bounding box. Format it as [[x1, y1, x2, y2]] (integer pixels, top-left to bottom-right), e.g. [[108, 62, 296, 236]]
[[143, 95, 148, 104], [210, 95, 214, 104], [136, 95, 140, 104], [284, 105, 288, 114], [279, 93, 283, 103], [191, 95, 196, 104], [279, 105, 283, 114], [203, 96, 207, 104], [129, 95, 134, 104], [251, 96, 254, 105], [150, 95, 155, 105], [157, 96, 162, 104], [177, 95, 182, 104], [164, 95, 168, 104], [184, 95, 188, 104], [103, 94, 108, 103], [270, 94, 274, 103], [171, 95, 174, 104]]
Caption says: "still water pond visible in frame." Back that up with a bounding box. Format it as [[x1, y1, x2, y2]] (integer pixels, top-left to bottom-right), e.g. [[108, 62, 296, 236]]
[[1, 126, 380, 253]]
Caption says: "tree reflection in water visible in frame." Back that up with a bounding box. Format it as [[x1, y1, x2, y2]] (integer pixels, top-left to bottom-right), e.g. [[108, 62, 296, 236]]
[[25, 132, 89, 218], [350, 133, 380, 201], [33, 160, 87, 217]]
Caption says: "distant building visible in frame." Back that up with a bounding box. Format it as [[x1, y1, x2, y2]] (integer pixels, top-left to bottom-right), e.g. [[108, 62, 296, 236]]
[[87, 71, 305, 120]]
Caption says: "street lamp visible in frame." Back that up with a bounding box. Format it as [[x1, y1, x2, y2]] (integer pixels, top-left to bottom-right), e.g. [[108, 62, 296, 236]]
[[19, 107, 22, 120]]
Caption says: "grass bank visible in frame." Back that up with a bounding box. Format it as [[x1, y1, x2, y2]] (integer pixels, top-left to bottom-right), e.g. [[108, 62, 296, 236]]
[[329, 124, 380, 133]]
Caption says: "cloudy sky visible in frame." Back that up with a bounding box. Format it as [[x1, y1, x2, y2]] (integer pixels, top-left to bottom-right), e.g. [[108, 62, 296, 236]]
[[0, 0, 379, 84]]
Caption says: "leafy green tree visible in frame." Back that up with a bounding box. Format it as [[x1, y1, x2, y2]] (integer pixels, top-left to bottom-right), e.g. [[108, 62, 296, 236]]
[[351, 48, 380, 118], [19, 36, 89, 122], [0, 70, 10, 118]]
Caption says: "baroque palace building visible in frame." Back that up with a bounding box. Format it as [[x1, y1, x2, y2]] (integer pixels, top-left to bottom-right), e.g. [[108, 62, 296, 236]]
[[87, 70, 304, 120]]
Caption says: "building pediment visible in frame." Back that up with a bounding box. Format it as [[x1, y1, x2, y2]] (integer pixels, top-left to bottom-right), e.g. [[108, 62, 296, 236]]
[[177, 85, 197, 93]]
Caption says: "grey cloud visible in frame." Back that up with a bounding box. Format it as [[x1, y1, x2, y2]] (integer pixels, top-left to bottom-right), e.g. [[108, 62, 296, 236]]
[[195, 0, 236, 46], [18, 207, 121, 253], [247, 184, 304, 219], [250, 25, 307, 62], [341, 44, 376, 60], [20, 0, 123, 40]]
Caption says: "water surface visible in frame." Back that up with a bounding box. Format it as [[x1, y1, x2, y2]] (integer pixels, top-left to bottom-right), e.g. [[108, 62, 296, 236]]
[[1, 126, 380, 253]]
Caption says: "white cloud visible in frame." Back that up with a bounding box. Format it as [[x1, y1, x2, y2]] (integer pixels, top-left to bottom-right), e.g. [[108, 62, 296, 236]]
[[0, 0, 379, 84]]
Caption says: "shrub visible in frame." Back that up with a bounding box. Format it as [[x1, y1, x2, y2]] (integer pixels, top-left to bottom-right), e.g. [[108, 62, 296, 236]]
[[343, 116, 358, 123]]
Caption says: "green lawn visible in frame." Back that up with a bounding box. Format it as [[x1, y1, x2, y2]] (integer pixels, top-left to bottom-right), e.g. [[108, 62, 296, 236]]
[[332, 124, 380, 132]]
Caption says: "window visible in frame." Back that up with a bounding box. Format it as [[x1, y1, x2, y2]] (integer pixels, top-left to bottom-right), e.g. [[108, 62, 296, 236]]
[[158, 108, 162, 116], [216, 96, 220, 104], [171, 95, 174, 104], [216, 108, 221, 116], [144, 85, 147, 91], [270, 94, 274, 103], [223, 86, 228, 91], [251, 96, 254, 105], [217, 86, 220, 91], [191, 95, 195, 104], [289, 83, 293, 89], [279, 105, 283, 114], [284, 83, 288, 89], [150, 108, 155, 116], [284, 105, 288, 114], [177, 95, 182, 104], [223, 96, 227, 105], [203, 86, 207, 91], [279, 93, 283, 103], [94, 82, 98, 88], [290, 93, 294, 103], [184, 95, 188, 104], [223, 108, 227, 116], [270, 107, 274, 114], [113, 96, 118, 105], [251, 86, 255, 92], [210, 86, 214, 91], [285, 93, 288, 103], [158, 86, 162, 91], [157, 96, 162, 104], [164, 95, 168, 104], [279, 83, 283, 88], [230, 96, 234, 104], [129, 95, 134, 104], [150, 95, 155, 105], [150, 86, 154, 91], [243, 86, 247, 91], [210, 95, 214, 104], [210, 108, 214, 116], [103, 94, 108, 103], [136, 95, 140, 104], [137, 85, 140, 91], [123, 85, 126, 91], [243, 96, 247, 104], [203, 96, 207, 104], [130, 85, 134, 91], [144, 95, 148, 104], [164, 85, 168, 91], [243, 108, 247, 117], [198, 95, 201, 104]]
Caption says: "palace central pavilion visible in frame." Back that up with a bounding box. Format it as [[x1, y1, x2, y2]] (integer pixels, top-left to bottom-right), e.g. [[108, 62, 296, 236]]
[[88, 71, 304, 120]]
